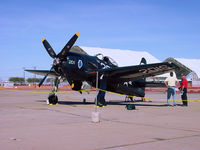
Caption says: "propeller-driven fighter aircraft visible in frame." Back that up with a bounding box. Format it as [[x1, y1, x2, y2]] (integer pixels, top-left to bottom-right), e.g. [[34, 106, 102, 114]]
[[26, 32, 179, 107]]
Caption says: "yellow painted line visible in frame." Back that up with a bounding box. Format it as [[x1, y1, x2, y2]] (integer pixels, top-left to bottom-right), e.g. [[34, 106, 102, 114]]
[[0, 87, 200, 102], [97, 88, 200, 102], [0, 88, 91, 94]]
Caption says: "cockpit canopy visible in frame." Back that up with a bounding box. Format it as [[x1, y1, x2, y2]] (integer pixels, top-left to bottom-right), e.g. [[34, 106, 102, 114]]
[[95, 53, 118, 67]]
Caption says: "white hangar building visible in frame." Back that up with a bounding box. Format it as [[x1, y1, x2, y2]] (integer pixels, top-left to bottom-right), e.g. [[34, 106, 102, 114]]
[[79, 46, 160, 66], [71, 46, 200, 85]]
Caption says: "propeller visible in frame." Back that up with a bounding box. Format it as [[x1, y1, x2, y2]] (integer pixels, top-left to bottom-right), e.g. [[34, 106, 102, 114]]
[[39, 32, 79, 87], [38, 67, 53, 87], [42, 38, 57, 58], [57, 32, 79, 59]]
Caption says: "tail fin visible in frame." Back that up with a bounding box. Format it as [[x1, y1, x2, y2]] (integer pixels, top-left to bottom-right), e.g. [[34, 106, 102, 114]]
[[140, 57, 147, 65], [130, 57, 147, 98], [122, 58, 147, 98]]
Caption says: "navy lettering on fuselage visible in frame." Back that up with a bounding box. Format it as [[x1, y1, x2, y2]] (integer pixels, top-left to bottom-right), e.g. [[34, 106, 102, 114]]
[[100, 62, 111, 69], [68, 60, 75, 65], [139, 65, 171, 74]]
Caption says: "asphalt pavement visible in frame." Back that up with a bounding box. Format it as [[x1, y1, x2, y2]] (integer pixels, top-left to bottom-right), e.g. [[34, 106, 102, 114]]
[[0, 89, 200, 150]]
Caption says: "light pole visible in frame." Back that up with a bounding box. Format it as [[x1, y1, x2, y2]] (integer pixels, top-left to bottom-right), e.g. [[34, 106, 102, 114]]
[[23, 67, 26, 85], [33, 66, 36, 87]]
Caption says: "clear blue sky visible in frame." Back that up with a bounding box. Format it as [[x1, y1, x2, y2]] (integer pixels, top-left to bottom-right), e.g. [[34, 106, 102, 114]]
[[1, 0, 200, 81]]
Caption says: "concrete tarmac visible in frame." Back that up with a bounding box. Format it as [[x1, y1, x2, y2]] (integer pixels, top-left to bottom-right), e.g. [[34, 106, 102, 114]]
[[0, 89, 200, 150]]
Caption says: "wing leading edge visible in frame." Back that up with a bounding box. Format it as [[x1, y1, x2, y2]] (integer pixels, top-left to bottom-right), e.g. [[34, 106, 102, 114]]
[[25, 70, 58, 78]]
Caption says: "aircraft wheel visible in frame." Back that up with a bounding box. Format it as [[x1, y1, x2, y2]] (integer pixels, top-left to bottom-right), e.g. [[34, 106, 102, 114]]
[[48, 94, 58, 105]]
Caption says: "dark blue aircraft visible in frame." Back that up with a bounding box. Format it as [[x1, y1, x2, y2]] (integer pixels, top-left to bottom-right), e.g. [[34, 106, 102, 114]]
[[26, 32, 179, 107]]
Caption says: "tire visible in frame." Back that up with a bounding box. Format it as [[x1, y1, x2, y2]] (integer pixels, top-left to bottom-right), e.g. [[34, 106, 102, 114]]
[[48, 94, 58, 105]]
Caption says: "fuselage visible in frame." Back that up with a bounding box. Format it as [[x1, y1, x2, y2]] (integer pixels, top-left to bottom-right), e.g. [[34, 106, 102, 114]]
[[55, 51, 145, 97], [60, 52, 113, 81]]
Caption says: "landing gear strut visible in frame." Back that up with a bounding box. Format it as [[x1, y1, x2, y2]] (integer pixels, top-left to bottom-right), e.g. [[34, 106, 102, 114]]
[[96, 74, 107, 107], [47, 77, 60, 105]]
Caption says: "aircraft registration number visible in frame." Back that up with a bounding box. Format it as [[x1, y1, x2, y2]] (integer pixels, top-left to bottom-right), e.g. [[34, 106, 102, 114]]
[[139, 65, 171, 74], [68, 60, 75, 65]]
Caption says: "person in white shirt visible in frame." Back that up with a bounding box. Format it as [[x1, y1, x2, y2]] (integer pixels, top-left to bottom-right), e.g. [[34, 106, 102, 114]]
[[164, 72, 179, 106]]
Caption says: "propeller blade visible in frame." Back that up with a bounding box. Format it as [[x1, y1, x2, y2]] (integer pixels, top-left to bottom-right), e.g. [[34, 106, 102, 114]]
[[57, 32, 79, 59], [42, 38, 57, 58], [38, 67, 53, 87], [38, 74, 48, 87]]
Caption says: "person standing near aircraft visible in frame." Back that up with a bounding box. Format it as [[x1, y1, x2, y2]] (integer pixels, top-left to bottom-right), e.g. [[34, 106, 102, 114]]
[[164, 72, 179, 106], [179, 74, 188, 106]]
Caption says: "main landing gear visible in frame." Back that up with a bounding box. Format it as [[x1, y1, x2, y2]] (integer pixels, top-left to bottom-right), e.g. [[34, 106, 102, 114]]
[[47, 77, 60, 105], [96, 74, 107, 107], [48, 93, 58, 105]]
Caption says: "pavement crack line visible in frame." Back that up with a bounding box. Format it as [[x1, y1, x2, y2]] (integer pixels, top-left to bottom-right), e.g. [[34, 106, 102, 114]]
[[104, 119, 200, 133], [97, 134, 200, 150]]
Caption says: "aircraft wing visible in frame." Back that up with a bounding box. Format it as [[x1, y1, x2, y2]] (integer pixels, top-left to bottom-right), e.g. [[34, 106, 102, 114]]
[[143, 81, 166, 87], [25, 69, 58, 77], [93, 62, 179, 82]]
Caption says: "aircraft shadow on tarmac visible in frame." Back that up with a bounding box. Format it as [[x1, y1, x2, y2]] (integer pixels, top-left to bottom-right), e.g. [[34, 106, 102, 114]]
[[36, 100, 178, 107]]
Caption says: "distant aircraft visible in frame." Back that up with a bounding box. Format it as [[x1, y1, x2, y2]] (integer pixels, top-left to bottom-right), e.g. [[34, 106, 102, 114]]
[[26, 32, 179, 107]]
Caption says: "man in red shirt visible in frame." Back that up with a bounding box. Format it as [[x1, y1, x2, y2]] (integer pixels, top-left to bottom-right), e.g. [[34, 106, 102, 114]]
[[180, 74, 188, 106]]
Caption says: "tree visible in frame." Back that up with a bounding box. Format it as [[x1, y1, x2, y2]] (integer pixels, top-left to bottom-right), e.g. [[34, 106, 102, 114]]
[[26, 78, 42, 83], [46, 78, 54, 85], [9, 77, 25, 85]]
